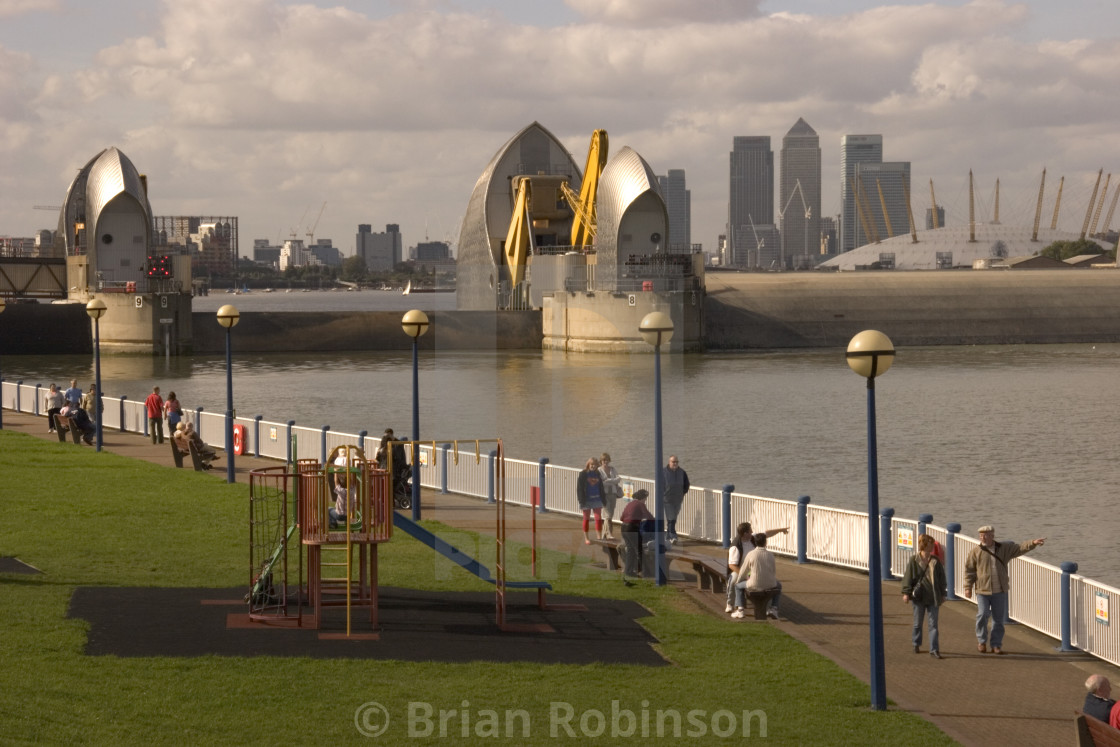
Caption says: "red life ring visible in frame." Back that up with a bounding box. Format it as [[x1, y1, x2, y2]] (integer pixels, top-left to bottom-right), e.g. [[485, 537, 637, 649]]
[[232, 424, 246, 455]]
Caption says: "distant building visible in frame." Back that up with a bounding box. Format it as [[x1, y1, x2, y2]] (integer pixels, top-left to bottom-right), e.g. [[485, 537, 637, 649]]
[[819, 216, 838, 256], [925, 206, 946, 229], [308, 239, 342, 267], [253, 239, 281, 268], [0, 236, 37, 257], [154, 215, 238, 276], [657, 169, 691, 250], [415, 241, 450, 262], [840, 135, 883, 254], [279, 239, 313, 271], [729, 136, 774, 268], [780, 118, 822, 269], [356, 224, 402, 271]]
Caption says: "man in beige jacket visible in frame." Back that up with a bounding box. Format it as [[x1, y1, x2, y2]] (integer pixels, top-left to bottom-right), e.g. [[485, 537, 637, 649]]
[[963, 525, 1045, 654]]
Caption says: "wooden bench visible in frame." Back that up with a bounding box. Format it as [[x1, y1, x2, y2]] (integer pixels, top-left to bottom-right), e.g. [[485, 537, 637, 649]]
[[744, 588, 779, 620], [1076, 712, 1120, 747], [590, 537, 728, 594], [170, 440, 186, 468], [54, 414, 84, 444], [187, 440, 211, 472]]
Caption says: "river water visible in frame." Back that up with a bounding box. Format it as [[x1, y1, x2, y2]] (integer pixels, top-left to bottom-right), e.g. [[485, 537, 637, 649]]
[[7, 290, 1118, 585]]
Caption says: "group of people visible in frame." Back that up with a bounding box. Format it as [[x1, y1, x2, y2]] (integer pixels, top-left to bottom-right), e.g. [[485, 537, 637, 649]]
[[576, 453, 624, 544], [726, 522, 787, 619], [902, 524, 1044, 659], [44, 380, 96, 445], [172, 420, 219, 468], [144, 386, 185, 445]]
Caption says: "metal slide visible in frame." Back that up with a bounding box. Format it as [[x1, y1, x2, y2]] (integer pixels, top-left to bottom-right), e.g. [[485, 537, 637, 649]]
[[391, 511, 550, 590]]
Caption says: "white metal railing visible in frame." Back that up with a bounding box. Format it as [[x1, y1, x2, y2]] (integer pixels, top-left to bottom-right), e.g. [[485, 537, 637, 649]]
[[2, 385, 1115, 666]]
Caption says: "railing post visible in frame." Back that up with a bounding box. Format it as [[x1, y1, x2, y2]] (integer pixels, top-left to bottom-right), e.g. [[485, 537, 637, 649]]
[[320, 425, 330, 464], [917, 513, 933, 537], [487, 450, 497, 504], [195, 407, 204, 439], [34, 384, 41, 415], [285, 420, 295, 466], [15, 380, 21, 412], [537, 458, 549, 513], [440, 443, 450, 494], [358, 429, 367, 453], [1059, 561, 1079, 652], [254, 415, 263, 457], [880, 507, 895, 580], [721, 484, 734, 549], [120, 396, 127, 432], [797, 495, 811, 564], [945, 523, 961, 600]]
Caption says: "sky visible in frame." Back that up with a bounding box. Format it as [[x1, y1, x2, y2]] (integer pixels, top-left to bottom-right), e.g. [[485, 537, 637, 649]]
[[1, 0, 1118, 257]]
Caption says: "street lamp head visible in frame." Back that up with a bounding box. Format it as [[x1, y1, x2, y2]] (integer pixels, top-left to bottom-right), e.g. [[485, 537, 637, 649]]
[[401, 309, 430, 339], [85, 297, 107, 321], [216, 304, 240, 329], [639, 311, 674, 347], [846, 330, 895, 379]]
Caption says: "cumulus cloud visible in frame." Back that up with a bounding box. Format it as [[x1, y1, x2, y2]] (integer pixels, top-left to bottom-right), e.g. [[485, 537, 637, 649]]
[[0, 0, 58, 18], [2, 0, 1117, 251]]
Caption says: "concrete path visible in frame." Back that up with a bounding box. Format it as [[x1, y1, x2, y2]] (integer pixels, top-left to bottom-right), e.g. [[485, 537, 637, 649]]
[[5, 409, 1117, 746]]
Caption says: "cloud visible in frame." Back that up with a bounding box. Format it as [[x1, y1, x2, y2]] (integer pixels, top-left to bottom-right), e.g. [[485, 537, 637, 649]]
[[0, 0, 58, 19], [565, 0, 763, 26]]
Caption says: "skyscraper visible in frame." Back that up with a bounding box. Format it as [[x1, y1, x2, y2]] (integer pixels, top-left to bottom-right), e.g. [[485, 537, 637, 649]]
[[729, 136, 774, 268], [779, 118, 821, 268], [840, 135, 911, 253], [657, 169, 691, 250], [840, 135, 883, 254]]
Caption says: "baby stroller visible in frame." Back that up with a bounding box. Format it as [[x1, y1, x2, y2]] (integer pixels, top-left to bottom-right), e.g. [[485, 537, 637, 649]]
[[392, 464, 413, 510]]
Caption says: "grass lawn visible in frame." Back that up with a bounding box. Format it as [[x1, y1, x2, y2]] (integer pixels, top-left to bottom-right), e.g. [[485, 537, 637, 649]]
[[0, 430, 958, 745]]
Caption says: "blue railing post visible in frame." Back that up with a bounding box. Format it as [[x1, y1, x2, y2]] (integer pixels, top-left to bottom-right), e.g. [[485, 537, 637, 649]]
[[1059, 561, 1079, 652], [195, 407, 204, 439], [880, 507, 895, 580], [440, 444, 450, 494], [487, 450, 497, 505], [917, 513, 933, 537], [358, 429, 367, 452], [15, 380, 21, 413], [285, 420, 295, 466], [945, 523, 961, 600], [254, 415, 263, 457], [120, 396, 127, 432], [320, 425, 330, 464], [721, 485, 734, 549], [537, 458, 549, 513], [797, 495, 811, 564], [34, 384, 41, 415]]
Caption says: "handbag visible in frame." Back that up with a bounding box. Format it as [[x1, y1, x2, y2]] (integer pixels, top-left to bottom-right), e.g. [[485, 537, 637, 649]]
[[910, 583, 926, 604]]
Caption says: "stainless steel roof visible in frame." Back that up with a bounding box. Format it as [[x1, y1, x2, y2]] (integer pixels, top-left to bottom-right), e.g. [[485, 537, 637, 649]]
[[58, 147, 152, 255]]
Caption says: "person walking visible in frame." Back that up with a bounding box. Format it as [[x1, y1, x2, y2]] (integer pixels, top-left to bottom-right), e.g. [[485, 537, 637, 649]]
[[144, 386, 165, 444], [63, 379, 82, 408], [964, 525, 1045, 654], [576, 457, 604, 545], [619, 489, 654, 578], [44, 384, 64, 432], [598, 452, 622, 539], [163, 391, 183, 432], [902, 534, 948, 659], [661, 455, 689, 544]]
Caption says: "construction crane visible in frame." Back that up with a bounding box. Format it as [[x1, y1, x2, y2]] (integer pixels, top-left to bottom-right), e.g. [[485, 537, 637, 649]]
[[306, 201, 327, 245], [34, 205, 61, 211], [747, 213, 764, 269], [778, 179, 809, 268]]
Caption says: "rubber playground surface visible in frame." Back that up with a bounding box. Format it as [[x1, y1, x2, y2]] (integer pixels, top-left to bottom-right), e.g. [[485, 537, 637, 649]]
[[66, 586, 667, 665]]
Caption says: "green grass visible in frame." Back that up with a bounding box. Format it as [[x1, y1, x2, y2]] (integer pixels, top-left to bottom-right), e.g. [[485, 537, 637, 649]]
[[0, 430, 958, 745]]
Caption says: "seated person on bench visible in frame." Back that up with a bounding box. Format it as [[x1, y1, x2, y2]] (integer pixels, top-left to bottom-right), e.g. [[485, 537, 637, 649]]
[[182, 422, 219, 466], [173, 423, 191, 453], [619, 489, 655, 577], [737, 533, 782, 619], [70, 406, 96, 445]]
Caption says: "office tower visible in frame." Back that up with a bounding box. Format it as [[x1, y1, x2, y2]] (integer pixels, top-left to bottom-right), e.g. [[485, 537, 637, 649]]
[[780, 118, 822, 268], [840, 135, 883, 253], [356, 223, 402, 271], [657, 169, 691, 251], [925, 206, 946, 229], [820, 216, 838, 255], [729, 136, 774, 267]]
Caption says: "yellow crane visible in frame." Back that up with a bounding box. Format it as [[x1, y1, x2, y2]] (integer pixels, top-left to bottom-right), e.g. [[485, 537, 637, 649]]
[[561, 129, 608, 249]]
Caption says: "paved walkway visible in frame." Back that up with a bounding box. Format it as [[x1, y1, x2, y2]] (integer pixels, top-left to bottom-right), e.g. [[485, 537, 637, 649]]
[[6, 410, 1118, 746]]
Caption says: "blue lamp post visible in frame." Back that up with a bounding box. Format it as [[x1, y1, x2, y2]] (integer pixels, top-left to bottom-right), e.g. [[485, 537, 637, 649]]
[[640, 311, 674, 586], [85, 298, 107, 451], [846, 329, 896, 712], [217, 304, 240, 483], [402, 309, 429, 521], [0, 295, 6, 429]]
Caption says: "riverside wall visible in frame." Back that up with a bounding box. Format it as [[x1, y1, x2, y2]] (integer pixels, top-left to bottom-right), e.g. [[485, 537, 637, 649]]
[[190, 309, 543, 354], [704, 269, 1120, 349]]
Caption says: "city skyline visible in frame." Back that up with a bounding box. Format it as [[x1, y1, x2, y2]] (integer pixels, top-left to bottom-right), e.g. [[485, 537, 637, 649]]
[[1, 0, 1117, 256]]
